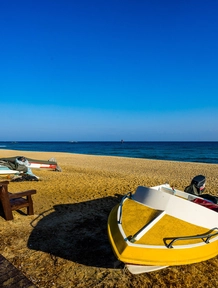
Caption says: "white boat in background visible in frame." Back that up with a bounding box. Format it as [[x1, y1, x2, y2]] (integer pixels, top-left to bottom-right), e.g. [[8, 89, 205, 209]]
[[0, 156, 61, 172], [0, 165, 20, 176], [107, 176, 218, 274]]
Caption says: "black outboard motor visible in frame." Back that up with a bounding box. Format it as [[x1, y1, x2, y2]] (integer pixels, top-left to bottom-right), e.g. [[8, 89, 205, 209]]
[[184, 175, 206, 196], [184, 175, 218, 204]]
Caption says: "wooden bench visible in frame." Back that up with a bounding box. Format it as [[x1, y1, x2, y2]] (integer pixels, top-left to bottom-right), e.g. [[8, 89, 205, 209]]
[[0, 254, 36, 287], [0, 181, 36, 221]]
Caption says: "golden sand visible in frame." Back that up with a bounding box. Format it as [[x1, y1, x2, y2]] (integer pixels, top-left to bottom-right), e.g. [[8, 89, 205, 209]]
[[0, 149, 218, 287]]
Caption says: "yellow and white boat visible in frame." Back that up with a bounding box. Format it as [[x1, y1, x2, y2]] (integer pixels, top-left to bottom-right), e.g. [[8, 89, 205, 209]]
[[107, 183, 218, 274]]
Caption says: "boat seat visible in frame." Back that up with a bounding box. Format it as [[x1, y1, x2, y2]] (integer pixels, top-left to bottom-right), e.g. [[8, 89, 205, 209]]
[[0, 181, 37, 221]]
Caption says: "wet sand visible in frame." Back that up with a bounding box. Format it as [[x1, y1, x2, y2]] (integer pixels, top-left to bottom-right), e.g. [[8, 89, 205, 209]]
[[0, 149, 218, 288]]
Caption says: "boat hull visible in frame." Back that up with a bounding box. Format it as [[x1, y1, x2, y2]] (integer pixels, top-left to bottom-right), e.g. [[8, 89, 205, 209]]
[[108, 205, 218, 267]]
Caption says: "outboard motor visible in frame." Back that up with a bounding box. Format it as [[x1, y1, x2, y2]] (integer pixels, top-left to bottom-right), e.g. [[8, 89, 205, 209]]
[[184, 175, 218, 204], [184, 175, 206, 196]]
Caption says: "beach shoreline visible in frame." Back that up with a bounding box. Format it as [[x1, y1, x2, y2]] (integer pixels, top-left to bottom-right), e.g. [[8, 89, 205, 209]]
[[0, 149, 218, 287]]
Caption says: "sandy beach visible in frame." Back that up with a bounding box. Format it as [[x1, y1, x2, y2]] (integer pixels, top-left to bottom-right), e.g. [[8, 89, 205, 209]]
[[0, 149, 218, 288]]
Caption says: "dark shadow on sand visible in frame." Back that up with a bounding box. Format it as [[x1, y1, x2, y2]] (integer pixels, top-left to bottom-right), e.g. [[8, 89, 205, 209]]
[[27, 194, 124, 269]]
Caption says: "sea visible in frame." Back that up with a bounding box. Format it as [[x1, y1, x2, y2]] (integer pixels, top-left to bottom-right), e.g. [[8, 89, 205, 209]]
[[0, 141, 218, 164]]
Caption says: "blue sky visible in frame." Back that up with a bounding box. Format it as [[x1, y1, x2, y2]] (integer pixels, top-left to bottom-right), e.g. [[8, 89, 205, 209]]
[[1, 0, 218, 141]]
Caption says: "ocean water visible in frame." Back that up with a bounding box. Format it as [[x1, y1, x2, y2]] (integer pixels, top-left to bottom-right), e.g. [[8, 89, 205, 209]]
[[0, 141, 218, 164]]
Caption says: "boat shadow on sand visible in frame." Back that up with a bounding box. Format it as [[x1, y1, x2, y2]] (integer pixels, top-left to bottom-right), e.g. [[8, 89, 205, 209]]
[[27, 194, 124, 269]]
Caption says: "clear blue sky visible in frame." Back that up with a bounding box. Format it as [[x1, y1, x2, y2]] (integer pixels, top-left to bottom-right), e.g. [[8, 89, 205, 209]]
[[1, 0, 218, 141]]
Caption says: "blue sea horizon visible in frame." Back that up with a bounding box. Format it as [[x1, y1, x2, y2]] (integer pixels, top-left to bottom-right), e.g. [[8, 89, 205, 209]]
[[0, 141, 218, 164]]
